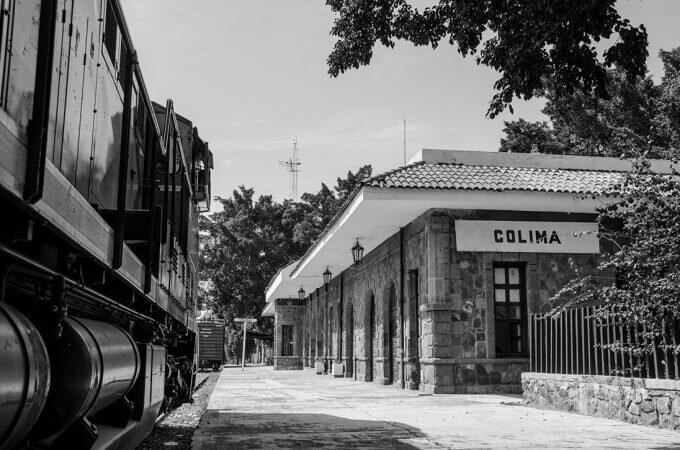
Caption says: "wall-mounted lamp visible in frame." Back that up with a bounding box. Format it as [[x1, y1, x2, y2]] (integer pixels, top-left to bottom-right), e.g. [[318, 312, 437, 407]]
[[298, 287, 306, 300], [323, 267, 332, 285], [352, 239, 364, 264]]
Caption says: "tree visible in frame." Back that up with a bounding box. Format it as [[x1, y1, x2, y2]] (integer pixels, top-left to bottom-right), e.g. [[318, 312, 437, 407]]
[[498, 119, 566, 155], [199, 166, 372, 344], [551, 160, 680, 375], [291, 165, 372, 248], [326, 0, 648, 117], [499, 48, 680, 159], [200, 187, 304, 338]]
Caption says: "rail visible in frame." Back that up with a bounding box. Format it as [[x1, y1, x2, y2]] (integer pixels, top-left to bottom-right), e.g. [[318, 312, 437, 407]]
[[529, 306, 680, 379]]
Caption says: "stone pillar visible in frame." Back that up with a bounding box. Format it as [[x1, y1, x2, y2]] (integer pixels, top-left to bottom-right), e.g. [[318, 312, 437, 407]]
[[302, 299, 308, 366], [336, 297, 342, 363], [306, 299, 313, 368], [420, 213, 454, 393], [311, 294, 317, 365], [323, 288, 331, 375], [316, 292, 323, 365]]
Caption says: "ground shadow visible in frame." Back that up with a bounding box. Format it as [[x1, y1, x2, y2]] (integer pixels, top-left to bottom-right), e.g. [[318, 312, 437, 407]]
[[192, 412, 426, 449]]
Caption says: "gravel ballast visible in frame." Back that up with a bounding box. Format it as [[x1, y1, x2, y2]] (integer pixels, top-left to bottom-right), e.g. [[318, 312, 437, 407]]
[[137, 371, 220, 449]]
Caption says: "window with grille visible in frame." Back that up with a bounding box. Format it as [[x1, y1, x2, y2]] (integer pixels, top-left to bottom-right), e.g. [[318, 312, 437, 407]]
[[135, 88, 146, 141], [282, 325, 294, 356], [117, 39, 130, 86], [103, 1, 118, 65], [493, 263, 527, 357]]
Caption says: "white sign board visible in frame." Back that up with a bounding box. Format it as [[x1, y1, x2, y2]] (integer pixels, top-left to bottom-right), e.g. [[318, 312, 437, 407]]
[[454, 220, 599, 254]]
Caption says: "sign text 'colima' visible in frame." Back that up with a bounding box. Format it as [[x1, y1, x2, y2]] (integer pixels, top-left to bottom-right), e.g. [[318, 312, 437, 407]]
[[493, 229, 561, 245]]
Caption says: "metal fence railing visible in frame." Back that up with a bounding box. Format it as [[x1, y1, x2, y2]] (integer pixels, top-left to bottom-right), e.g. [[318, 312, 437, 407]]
[[529, 306, 680, 379]]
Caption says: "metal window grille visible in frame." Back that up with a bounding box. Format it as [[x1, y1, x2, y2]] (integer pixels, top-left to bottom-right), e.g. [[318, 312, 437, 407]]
[[103, 1, 117, 65], [117, 39, 130, 86], [493, 263, 527, 357], [282, 325, 294, 356], [136, 90, 146, 141]]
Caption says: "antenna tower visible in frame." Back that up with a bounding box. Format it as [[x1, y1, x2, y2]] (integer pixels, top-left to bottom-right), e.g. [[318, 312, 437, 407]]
[[279, 138, 301, 200]]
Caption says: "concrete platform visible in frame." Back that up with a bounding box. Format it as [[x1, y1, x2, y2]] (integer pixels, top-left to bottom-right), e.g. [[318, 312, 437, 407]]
[[192, 366, 680, 449]]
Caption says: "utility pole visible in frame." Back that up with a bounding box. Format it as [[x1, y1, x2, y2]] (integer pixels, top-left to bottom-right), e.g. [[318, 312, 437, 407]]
[[403, 115, 406, 164], [234, 317, 257, 371]]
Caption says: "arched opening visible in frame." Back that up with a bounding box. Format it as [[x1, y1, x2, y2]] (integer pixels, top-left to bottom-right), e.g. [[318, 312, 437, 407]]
[[365, 291, 375, 382], [345, 302, 353, 378], [382, 282, 398, 385]]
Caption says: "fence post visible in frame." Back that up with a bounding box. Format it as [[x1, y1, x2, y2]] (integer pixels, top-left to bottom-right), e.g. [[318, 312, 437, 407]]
[[529, 314, 534, 371]]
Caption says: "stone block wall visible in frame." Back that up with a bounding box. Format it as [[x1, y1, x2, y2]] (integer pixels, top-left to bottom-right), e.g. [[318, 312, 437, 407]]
[[284, 208, 603, 393], [296, 211, 428, 387], [417, 210, 601, 394], [523, 372, 680, 429], [273, 298, 305, 370]]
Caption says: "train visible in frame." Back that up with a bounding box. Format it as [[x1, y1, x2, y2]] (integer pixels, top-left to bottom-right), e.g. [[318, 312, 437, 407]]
[[0, 1, 212, 448]]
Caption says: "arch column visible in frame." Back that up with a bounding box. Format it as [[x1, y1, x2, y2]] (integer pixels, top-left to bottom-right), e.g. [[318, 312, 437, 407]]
[[343, 302, 353, 377], [364, 292, 375, 382]]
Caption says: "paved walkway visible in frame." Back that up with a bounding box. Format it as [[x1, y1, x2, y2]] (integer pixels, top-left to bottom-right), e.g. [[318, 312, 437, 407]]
[[192, 366, 680, 449]]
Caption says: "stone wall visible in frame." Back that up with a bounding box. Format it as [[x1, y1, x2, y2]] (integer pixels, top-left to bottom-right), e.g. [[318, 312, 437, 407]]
[[341, 212, 428, 387], [523, 372, 680, 429], [417, 210, 600, 393], [280, 208, 604, 393], [273, 298, 305, 370]]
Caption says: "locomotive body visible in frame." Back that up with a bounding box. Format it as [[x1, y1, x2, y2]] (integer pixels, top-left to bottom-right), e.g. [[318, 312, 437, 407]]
[[0, 1, 212, 448]]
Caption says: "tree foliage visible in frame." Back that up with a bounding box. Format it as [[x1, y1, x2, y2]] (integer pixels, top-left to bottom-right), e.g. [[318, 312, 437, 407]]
[[326, 0, 648, 117], [499, 48, 680, 159], [199, 166, 372, 345], [551, 160, 680, 375], [291, 165, 372, 248]]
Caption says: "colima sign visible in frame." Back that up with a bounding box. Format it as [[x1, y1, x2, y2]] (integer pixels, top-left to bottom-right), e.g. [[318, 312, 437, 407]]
[[454, 220, 600, 254]]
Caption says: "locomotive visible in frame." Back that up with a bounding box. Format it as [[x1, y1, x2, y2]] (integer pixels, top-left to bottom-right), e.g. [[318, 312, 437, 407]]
[[0, 1, 212, 448]]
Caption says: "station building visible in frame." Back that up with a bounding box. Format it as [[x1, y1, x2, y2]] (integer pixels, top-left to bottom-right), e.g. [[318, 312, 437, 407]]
[[263, 149, 666, 393]]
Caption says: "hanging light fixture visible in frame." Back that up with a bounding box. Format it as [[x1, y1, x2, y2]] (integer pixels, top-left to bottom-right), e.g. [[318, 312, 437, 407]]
[[323, 267, 332, 285], [352, 239, 364, 264], [298, 286, 306, 299]]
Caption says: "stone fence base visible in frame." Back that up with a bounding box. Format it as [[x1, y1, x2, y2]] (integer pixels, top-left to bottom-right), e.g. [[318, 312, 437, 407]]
[[522, 372, 680, 429]]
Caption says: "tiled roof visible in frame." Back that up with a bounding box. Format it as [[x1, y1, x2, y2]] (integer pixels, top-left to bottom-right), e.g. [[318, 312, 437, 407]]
[[363, 162, 623, 194], [288, 160, 626, 278]]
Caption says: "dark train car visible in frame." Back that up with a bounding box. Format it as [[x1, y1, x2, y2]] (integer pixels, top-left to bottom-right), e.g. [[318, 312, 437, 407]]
[[0, 1, 212, 448], [197, 319, 226, 370]]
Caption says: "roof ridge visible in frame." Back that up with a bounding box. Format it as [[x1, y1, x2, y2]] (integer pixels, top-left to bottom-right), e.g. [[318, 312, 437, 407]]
[[428, 161, 623, 173]]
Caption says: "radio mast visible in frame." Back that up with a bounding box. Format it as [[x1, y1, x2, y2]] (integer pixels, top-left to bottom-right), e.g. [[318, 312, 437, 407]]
[[279, 138, 301, 201]]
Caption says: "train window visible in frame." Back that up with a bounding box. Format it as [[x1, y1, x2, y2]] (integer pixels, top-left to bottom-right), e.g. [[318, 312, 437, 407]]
[[136, 90, 146, 144], [117, 40, 130, 86], [104, 1, 118, 66]]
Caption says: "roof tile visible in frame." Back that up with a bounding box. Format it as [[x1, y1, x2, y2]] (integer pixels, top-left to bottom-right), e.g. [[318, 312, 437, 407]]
[[363, 162, 622, 194]]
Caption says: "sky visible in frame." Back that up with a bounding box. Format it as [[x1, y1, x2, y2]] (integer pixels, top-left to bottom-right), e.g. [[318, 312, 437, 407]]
[[119, 0, 680, 205]]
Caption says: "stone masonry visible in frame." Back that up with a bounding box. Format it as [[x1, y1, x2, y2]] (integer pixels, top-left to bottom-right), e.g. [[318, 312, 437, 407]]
[[273, 298, 305, 370], [272, 208, 602, 393], [523, 372, 680, 429]]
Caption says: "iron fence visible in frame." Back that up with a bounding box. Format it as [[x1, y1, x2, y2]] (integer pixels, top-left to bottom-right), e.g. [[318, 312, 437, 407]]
[[529, 306, 680, 379]]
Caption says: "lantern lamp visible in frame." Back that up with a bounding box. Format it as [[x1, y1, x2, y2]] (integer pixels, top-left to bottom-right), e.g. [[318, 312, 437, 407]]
[[298, 286, 306, 300], [323, 267, 332, 285], [352, 239, 364, 264]]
